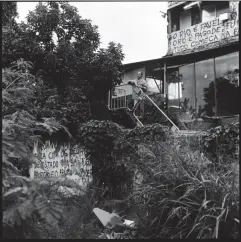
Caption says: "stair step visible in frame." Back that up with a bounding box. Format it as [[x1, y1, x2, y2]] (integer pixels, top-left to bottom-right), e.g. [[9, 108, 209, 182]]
[[175, 130, 207, 137]]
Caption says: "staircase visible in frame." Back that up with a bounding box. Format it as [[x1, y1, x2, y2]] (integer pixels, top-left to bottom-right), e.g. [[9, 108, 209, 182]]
[[131, 91, 179, 130], [108, 85, 206, 136]]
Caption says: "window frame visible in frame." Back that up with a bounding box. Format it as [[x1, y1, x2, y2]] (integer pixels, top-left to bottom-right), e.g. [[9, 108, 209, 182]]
[[170, 51, 239, 118], [191, 6, 202, 26], [202, 4, 217, 22], [169, 1, 230, 33]]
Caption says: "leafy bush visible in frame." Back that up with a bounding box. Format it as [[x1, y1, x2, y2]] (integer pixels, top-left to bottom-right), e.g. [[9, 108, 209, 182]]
[[77, 120, 132, 199], [2, 60, 77, 239], [201, 123, 239, 160], [77, 121, 171, 199], [25, 194, 100, 239], [27, 119, 239, 239]]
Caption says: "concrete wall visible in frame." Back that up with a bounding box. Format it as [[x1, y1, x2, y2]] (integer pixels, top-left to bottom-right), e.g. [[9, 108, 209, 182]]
[[30, 140, 92, 192]]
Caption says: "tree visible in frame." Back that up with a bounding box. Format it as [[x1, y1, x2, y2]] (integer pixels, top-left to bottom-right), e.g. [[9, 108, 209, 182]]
[[2, 2, 125, 136], [2, 59, 76, 239], [1, 1, 18, 26]]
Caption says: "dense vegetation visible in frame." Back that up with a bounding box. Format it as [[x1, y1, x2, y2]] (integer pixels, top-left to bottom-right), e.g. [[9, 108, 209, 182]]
[[2, 1, 239, 239], [2, 1, 124, 238], [2, 1, 124, 135]]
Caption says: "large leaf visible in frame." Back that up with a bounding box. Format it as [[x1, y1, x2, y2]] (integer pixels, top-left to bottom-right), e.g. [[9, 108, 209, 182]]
[[34, 192, 64, 225]]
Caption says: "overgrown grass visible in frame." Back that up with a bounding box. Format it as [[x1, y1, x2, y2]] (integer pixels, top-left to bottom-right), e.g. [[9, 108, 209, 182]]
[[24, 126, 239, 239], [121, 134, 239, 239]]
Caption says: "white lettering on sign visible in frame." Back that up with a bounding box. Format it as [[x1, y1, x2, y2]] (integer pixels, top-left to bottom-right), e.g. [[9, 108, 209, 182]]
[[29, 141, 92, 189], [168, 18, 239, 54]]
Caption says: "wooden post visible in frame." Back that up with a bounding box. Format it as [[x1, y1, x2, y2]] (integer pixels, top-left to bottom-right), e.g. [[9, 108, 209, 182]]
[[194, 62, 197, 116], [178, 67, 180, 108], [164, 62, 167, 95], [213, 58, 218, 117], [164, 62, 168, 111]]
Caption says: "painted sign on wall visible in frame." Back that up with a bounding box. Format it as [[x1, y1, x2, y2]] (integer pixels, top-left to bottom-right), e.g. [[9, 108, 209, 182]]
[[29, 141, 92, 189], [168, 18, 239, 54]]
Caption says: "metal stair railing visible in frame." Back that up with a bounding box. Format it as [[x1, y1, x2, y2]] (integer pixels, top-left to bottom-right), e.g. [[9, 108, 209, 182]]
[[108, 86, 128, 110], [133, 88, 180, 131], [108, 84, 179, 131]]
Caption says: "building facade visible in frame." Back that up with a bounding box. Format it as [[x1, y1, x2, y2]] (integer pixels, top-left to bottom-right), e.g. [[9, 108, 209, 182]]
[[165, 1, 239, 121], [119, 1, 239, 128]]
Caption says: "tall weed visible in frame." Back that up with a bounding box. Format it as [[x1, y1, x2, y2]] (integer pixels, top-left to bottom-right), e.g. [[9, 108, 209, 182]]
[[123, 135, 239, 239]]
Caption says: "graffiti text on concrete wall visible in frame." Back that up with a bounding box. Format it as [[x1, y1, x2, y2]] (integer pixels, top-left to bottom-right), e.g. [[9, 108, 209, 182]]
[[30, 141, 92, 187], [168, 18, 239, 54]]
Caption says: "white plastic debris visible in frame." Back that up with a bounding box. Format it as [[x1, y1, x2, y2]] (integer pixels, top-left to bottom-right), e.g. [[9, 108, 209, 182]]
[[93, 208, 123, 229], [123, 219, 135, 228]]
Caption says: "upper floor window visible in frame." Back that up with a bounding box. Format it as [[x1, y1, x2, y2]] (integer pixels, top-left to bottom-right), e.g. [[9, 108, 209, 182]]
[[216, 2, 230, 17], [171, 8, 180, 32], [202, 4, 216, 22], [191, 6, 201, 25], [202, 2, 229, 22], [169, 1, 230, 32], [179, 6, 201, 30], [180, 9, 192, 29]]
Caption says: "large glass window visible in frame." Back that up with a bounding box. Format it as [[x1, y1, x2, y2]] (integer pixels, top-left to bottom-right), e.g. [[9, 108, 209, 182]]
[[195, 59, 215, 117], [167, 68, 182, 114], [146, 78, 161, 93], [166, 51, 239, 118], [215, 52, 239, 116], [146, 64, 163, 94], [179, 63, 195, 119]]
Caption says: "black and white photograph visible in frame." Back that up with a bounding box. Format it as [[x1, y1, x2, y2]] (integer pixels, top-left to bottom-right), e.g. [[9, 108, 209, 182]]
[[2, 0, 239, 239]]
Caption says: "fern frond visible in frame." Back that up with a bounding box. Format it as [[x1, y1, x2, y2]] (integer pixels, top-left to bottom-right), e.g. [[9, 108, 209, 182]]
[[3, 206, 21, 227], [36, 117, 72, 137], [9, 87, 34, 94], [17, 199, 33, 221], [2, 157, 20, 174], [34, 192, 64, 225], [11, 59, 33, 70], [3, 187, 24, 198]]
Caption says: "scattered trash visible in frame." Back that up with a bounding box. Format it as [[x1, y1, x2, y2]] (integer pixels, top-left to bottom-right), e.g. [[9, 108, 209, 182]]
[[93, 208, 123, 229], [93, 208, 137, 239], [123, 219, 135, 228]]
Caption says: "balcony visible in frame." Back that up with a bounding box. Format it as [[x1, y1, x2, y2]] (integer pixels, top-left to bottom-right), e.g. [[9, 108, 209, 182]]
[[167, 15, 239, 56], [166, 1, 239, 55]]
